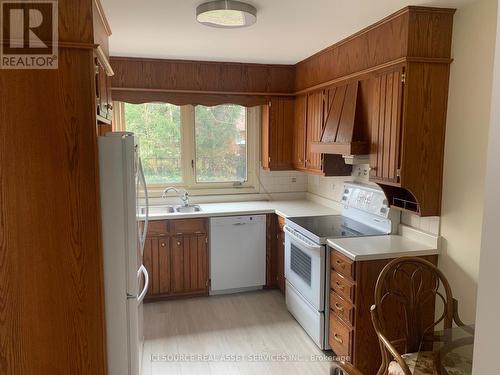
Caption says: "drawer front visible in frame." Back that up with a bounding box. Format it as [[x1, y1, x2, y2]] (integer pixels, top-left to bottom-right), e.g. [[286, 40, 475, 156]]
[[329, 313, 353, 357], [169, 218, 207, 235], [146, 220, 169, 236], [331, 271, 355, 303], [330, 291, 354, 327], [331, 251, 355, 279]]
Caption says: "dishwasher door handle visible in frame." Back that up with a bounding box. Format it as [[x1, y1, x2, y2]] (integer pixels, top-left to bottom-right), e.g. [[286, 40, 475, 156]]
[[232, 222, 247, 226]]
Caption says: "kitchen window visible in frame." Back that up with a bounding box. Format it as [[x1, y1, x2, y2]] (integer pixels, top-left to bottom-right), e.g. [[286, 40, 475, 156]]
[[123, 102, 183, 184], [116, 102, 259, 195]]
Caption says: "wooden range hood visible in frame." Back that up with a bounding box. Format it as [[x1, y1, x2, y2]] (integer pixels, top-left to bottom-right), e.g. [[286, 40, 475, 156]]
[[311, 81, 369, 155]]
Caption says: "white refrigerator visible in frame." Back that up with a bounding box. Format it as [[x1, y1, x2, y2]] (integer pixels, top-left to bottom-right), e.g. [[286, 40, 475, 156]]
[[98, 132, 149, 375]]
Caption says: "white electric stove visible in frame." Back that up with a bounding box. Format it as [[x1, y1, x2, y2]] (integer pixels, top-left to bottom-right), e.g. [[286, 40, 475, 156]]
[[283, 182, 399, 350]]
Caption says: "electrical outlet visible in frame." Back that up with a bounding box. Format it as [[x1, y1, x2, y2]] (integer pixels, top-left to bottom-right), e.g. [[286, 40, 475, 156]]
[[353, 164, 369, 178], [291, 177, 297, 183]]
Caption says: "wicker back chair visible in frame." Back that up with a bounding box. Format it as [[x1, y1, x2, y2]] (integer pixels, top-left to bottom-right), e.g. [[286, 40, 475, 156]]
[[370, 257, 465, 375]]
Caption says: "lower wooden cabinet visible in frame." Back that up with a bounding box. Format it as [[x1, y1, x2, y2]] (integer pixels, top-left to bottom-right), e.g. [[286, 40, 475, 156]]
[[265, 214, 286, 293], [143, 237, 171, 296], [171, 235, 208, 294], [143, 219, 209, 301], [328, 250, 438, 374]]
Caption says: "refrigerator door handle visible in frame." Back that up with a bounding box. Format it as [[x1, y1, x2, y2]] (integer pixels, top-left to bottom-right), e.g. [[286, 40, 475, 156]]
[[138, 156, 149, 256], [137, 264, 149, 303]]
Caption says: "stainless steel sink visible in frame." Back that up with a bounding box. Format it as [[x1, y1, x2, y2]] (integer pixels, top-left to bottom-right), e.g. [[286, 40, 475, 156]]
[[138, 204, 201, 215], [175, 205, 201, 213], [138, 205, 175, 216]]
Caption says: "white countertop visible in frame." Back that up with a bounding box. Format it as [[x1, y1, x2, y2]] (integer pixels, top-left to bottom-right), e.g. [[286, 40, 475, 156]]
[[147, 199, 340, 220], [327, 235, 439, 261]]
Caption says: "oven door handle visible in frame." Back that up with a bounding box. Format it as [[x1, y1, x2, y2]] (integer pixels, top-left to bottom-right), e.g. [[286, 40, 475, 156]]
[[283, 225, 322, 252]]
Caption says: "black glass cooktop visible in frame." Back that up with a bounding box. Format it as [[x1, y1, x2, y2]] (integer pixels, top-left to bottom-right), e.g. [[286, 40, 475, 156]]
[[287, 215, 386, 243]]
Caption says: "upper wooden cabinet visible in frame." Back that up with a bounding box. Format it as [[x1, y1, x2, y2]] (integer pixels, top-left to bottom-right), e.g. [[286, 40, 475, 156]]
[[370, 67, 404, 185], [305, 91, 324, 173], [368, 62, 450, 216], [294, 91, 353, 176], [291, 7, 455, 216], [293, 95, 307, 169], [93, 0, 113, 128], [95, 47, 114, 125], [261, 97, 295, 171]]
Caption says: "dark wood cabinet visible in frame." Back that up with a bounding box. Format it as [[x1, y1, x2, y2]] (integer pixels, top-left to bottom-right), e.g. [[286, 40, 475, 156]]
[[370, 66, 404, 185], [261, 97, 295, 170], [94, 47, 114, 125], [293, 91, 353, 176], [143, 219, 209, 301], [265, 214, 286, 294], [143, 237, 171, 297], [276, 216, 286, 293], [293, 95, 307, 169], [368, 63, 450, 216], [305, 91, 325, 173], [171, 234, 208, 294], [328, 250, 438, 374]]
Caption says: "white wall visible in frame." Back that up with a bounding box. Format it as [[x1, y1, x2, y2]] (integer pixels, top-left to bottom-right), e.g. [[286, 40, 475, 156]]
[[438, 0, 497, 324], [472, 1, 500, 372]]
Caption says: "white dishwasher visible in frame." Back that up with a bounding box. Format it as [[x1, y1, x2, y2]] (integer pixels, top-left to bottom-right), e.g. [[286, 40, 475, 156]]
[[210, 215, 266, 295]]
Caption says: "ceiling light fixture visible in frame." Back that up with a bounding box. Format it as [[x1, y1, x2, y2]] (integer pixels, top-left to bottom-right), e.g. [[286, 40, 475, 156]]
[[196, 0, 257, 28]]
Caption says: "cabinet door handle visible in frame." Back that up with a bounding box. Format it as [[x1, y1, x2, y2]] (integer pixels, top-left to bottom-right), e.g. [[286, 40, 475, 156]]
[[335, 281, 344, 290], [160, 242, 166, 247], [335, 259, 344, 266], [334, 303, 344, 312], [333, 334, 343, 344], [177, 241, 181, 246]]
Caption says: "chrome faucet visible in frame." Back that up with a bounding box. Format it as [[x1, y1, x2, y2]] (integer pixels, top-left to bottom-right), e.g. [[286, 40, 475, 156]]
[[162, 187, 190, 207], [180, 191, 189, 207]]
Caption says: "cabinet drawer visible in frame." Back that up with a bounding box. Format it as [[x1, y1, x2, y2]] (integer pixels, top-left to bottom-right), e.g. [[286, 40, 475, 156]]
[[146, 220, 169, 236], [330, 291, 354, 327], [329, 313, 353, 357], [169, 218, 207, 235], [331, 271, 355, 303], [331, 251, 355, 279]]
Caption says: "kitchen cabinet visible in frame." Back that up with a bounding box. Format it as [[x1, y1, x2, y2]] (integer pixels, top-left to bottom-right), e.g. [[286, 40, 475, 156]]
[[143, 218, 209, 301], [261, 97, 295, 171], [294, 91, 353, 176], [305, 91, 324, 173], [328, 249, 438, 374], [293, 95, 307, 169], [368, 63, 451, 216], [370, 67, 404, 185], [276, 216, 286, 294], [94, 47, 114, 125], [265, 214, 286, 294], [171, 235, 209, 294], [143, 237, 171, 296]]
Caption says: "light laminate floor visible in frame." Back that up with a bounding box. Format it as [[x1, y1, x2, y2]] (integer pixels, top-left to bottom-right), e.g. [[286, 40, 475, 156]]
[[142, 290, 333, 375]]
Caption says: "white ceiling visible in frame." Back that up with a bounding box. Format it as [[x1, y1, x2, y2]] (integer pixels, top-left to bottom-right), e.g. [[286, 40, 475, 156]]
[[101, 0, 475, 65]]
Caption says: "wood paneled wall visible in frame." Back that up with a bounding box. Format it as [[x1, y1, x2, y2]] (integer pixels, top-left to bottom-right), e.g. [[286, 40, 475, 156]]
[[111, 57, 295, 105], [294, 6, 455, 93], [0, 0, 108, 373]]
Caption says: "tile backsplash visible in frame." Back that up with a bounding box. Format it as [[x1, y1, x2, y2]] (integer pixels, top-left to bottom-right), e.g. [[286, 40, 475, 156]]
[[258, 168, 308, 193], [401, 212, 441, 236], [307, 164, 371, 203], [304, 163, 441, 236]]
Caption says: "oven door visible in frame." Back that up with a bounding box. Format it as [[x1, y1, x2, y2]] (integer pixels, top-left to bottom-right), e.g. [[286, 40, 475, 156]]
[[284, 225, 325, 311]]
